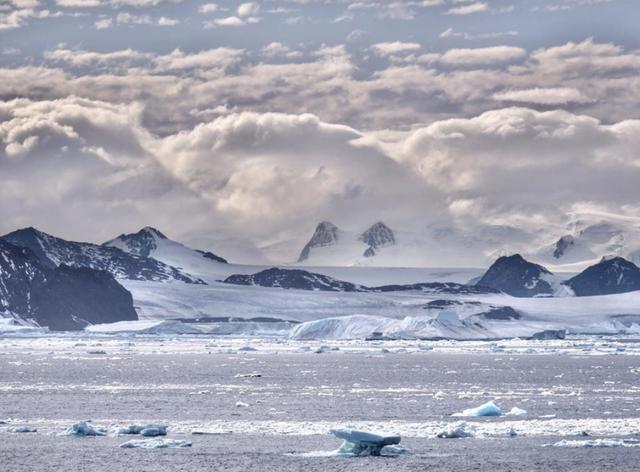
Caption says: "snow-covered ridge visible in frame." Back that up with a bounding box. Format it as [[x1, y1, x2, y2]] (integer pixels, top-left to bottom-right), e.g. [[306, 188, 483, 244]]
[[2, 227, 204, 284]]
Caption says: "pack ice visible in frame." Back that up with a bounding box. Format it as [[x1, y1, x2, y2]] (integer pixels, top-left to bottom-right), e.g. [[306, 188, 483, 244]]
[[63, 421, 106, 436]]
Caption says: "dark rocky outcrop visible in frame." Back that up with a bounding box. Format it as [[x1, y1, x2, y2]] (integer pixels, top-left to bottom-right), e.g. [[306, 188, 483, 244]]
[[298, 222, 340, 262], [224, 267, 364, 292], [564, 256, 640, 296], [2, 227, 203, 284], [476, 254, 555, 297], [0, 239, 137, 330]]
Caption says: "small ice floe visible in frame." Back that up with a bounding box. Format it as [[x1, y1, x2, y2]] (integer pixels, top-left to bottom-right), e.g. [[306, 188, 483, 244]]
[[238, 346, 257, 352], [436, 422, 475, 439], [505, 407, 528, 417], [315, 345, 339, 354], [9, 426, 37, 433], [453, 401, 502, 417], [87, 350, 107, 355], [119, 438, 192, 449], [63, 421, 107, 437], [417, 343, 433, 351], [234, 372, 262, 378], [235, 401, 249, 408], [434, 391, 446, 400], [326, 428, 409, 457], [118, 424, 168, 437], [547, 439, 640, 448]]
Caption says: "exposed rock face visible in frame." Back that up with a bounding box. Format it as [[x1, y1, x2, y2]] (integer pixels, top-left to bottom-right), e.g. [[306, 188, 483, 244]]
[[103, 227, 168, 258], [475, 254, 555, 297], [564, 256, 640, 296], [105, 227, 228, 264], [224, 267, 363, 292], [298, 222, 340, 262], [2, 227, 203, 284], [0, 239, 137, 330], [224, 268, 498, 295], [553, 235, 575, 259], [359, 222, 396, 249]]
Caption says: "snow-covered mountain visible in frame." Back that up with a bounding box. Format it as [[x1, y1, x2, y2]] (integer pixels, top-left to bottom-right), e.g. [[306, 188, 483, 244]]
[[2, 227, 203, 284], [564, 256, 640, 296], [530, 211, 640, 270], [103, 227, 228, 282], [297, 221, 404, 266], [475, 254, 565, 298], [0, 239, 137, 330]]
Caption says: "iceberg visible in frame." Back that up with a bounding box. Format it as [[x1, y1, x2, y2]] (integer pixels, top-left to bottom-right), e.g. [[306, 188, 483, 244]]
[[453, 401, 502, 417], [328, 428, 403, 456], [63, 421, 106, 436], [118, 424, 168, 437], [436, 422, 475, 439], [506, 407, 528, 417], [120, 438, 192, 449]]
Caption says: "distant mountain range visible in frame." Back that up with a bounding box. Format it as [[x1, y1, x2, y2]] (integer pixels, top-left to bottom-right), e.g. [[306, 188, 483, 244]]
[[1, 224, 640, 331], [293, 212, 640, 270]]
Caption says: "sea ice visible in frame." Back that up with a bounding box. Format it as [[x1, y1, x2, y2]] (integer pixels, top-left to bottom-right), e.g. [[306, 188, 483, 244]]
[[63, 421, 106, 437], [117, 424, 168, 436], [436, 422, 475, 439], [549, 439, 640, 448], [453, 401, 502, 417], [9, 426, 37, 433], [119, 438, 192, 449], [328, 428, 403, 456]]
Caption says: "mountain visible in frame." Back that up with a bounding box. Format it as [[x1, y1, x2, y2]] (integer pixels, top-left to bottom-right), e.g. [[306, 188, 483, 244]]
[[224, 267, 364, 292], [298, 221, 341, 262], [103, 227, 228, 282], [530, 211, 640, 269], [475, 254, 557, 297], [564, 256, 640, 296], [224, 267, 497, 295], [2, 227, 203, 284], [0, 239, 137, 330], [359, 222, 396, 258]]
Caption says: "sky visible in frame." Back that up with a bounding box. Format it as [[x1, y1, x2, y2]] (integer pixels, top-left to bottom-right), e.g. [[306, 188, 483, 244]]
[[1, 0, 640, 263]]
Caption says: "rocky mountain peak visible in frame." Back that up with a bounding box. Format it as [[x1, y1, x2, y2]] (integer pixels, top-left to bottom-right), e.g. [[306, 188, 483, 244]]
[[475, 254, 555, 297], [359, 222, 396, 249], [298, 221, 340, 262]]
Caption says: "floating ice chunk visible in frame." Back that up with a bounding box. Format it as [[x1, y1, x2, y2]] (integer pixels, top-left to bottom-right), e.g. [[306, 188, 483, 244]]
[[63, 421, 106, 436], [506, 407, 528, 417], [119, 438, 192, 449], [417, 343, 433, 351], [238, 346, 257, 352], [118, 424, 168, 436], [9, 426, 37, 433], [235, 372, 262, 378], [315, 345, 339, 354], [436, 422, 475, 439], [549, 439, 640, 448], [236, 401, 249, 408], [453, 400, 502, 417], [329, 428, 403, 456]]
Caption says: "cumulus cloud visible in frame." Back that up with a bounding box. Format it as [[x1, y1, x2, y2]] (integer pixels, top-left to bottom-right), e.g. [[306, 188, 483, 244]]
[[371, 41, 421, 56], [439, 46, 526, 65]]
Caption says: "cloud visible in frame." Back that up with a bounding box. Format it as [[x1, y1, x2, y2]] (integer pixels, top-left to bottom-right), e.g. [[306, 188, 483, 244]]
[[371, 41, 421, 56], [237, 1, 260, 17], [198, 2, 218, 13], [445, 1, 488, 15], [493, 87, 592, 105], [439, 46, 526, 65], [439, 27, 518, 40]]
